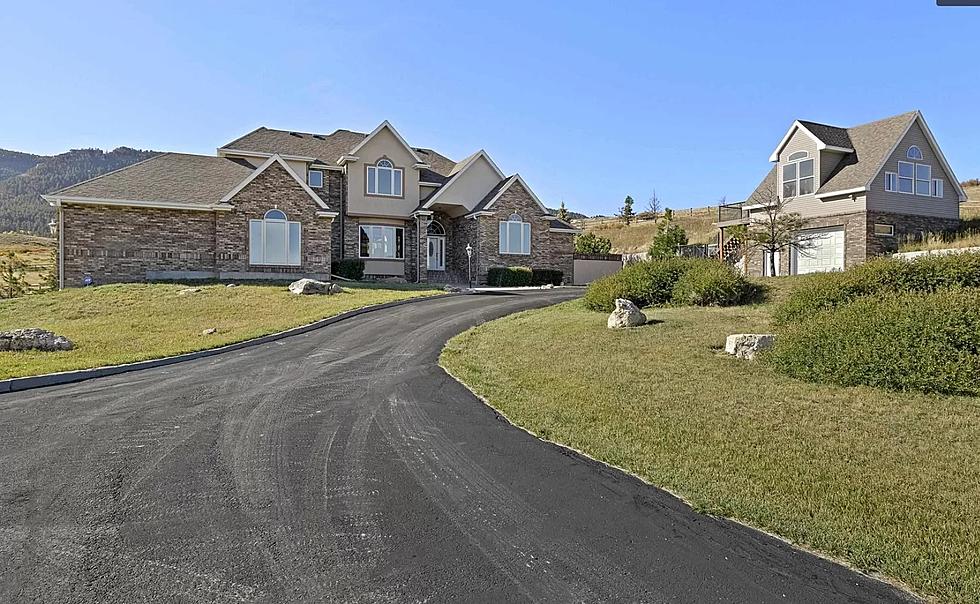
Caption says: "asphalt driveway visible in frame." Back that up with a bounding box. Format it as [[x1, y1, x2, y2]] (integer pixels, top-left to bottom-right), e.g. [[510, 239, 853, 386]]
[[0, 290, 912, 603]]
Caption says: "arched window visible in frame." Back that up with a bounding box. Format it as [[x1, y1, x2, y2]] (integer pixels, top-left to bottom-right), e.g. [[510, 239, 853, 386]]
[[787, 151, 809, 161], [499, 212, 531, 255], [249, 208, 301, 266], [427, 220, 445, 236], [907, 146, 923, 160], [366, 158, 403, 196]]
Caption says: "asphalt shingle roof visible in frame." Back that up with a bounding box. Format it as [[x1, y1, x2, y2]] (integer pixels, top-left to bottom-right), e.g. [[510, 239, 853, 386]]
[[469, 176, 515, 213], [52, 153, 255, 206], [221, 127, 457, 175], [798, 120, 853, 149]]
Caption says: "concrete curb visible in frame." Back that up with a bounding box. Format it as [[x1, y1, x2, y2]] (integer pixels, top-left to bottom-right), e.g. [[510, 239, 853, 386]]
[[0, 292, 463, 395]]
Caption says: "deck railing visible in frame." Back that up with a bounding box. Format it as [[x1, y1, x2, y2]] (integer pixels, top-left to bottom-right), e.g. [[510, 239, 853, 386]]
[[717, 201, 748, 223]]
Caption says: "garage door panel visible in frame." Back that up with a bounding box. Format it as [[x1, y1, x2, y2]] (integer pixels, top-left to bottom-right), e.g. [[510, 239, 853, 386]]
[[794, 228, 844, 275]]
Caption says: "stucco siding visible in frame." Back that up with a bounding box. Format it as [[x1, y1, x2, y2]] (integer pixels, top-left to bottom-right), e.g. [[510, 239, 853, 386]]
[[345, 128, 421, 218], [427, 155, 502, 214], [866, 121, 960, 219]]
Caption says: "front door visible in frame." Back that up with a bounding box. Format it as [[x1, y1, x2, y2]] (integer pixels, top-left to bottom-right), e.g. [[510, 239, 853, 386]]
[[427, 236, 445, 271]]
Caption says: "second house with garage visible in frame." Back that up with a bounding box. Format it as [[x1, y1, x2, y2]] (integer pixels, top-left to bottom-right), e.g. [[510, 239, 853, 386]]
[[45, 120, 579, 287], [717, 110, 967, 276]]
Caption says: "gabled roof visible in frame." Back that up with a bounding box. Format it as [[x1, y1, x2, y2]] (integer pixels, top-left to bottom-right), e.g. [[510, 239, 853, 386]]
[[219, 125, 456, 174], [548, 218, 581, 233], [467, 174, 550, 215], [347, 120, 424, 165], [45, 153, 254, 209], [219, 154, 333, 211], [422, 150, 505, 209], [769, 120, 854, 161]]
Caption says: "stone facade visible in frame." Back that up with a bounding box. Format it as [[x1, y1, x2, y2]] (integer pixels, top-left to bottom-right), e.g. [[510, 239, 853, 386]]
[[471, 180, 575, 285], [743, 210, 961, 276], [61, 162, 333, 286]]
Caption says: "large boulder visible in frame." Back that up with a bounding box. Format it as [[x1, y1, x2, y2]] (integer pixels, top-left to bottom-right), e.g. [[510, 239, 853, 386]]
[[0, 328, 74, 352], [288, 279, 342, 295], [607, 299, 647, 329], [724, 334, 776, 360]]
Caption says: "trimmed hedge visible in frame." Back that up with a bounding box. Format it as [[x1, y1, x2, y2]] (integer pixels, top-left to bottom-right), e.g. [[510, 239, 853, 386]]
[[530, 268, 563, 286], [775, 252, 980, 324], [765, 289, 980, 395], [487, 266, 533, 287], [671, 260, 762, 307], [331, 258, 365, 281], [584, 258, 760, 312]]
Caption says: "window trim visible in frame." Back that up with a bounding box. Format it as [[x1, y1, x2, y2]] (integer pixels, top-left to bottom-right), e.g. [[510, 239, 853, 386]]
[[249, 209, 301, 266], [365, 158, 404, 198], [907, 145, 923, 160], [358, 224, 405, 260], [498, 213, 531, 255], [873, 223, 895, 237], [308, 169, 324, 189], [915, 163, 931, 196], [885, 171, 898, 193], [897, 161, 915, 195], [932, 178, 944, 198], [781, 156, 815, 199], [787, 151, 809, 161]]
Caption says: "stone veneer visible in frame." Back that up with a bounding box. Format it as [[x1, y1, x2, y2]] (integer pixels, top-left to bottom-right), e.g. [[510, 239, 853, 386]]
[[744, 210, 960, 276], [61, 162, 333, 286]]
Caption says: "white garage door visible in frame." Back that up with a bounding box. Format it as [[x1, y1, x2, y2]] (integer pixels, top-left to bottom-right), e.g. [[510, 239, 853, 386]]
[[794, 228, 844, 275]]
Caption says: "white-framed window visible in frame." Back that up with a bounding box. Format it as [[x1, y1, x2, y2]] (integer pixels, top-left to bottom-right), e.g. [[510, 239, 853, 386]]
[[308, 169, 323, 188], [499, 212, 531, 255], [874, 223, 895, 236], [359, 225, 404, 259], [915, 164, 931, 196], [885, 172, 898, 192], [782, 155, 814, 198], [932, 178, 944, 198], [897, 161, 914, 194], [366, 159, 403, 197], [249, 209, 301, 266], [907, 145, 923, 160]]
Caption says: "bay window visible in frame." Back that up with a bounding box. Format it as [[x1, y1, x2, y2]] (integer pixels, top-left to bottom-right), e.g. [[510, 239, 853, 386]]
[[499, 213, 531, 255], [359, 225, 404, 259]]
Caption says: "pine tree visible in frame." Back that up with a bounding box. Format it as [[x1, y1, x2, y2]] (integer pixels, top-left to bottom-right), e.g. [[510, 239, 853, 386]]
[[619, 195, 635, 225], [556, 201, 570, 222], [0, 252, 27, 298]]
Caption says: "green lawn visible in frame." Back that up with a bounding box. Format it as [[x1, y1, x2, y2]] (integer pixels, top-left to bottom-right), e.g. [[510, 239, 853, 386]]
[[440, 292, 980, 603], [0, 282, 441, 379]]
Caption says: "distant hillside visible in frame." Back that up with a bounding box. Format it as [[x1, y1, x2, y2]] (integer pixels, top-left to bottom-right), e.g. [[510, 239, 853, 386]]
[[576, 206, 718, 253], [0, 147, 159, 233], [0, 149, 42, 181]]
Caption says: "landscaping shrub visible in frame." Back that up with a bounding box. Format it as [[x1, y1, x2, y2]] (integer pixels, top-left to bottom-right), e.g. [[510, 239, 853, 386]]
[[671, 260, 762, 306], [583, 258, 693, 312], [774, 252, 980, 324], [530, 268, 563, 286], [487, 266, 533, 287], [765, 289, 980, 395], [332, 258, 365, 281]]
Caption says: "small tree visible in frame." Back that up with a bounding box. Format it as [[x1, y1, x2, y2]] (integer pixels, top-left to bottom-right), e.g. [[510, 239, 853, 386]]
[[646, 191, 662, 222], [574, 231, 613, 254], [556, 201, 570, 222], [0, 252, 27, 299], [648, 213, 688, 259], [741, 179, 813, 276], [619, 195, 635, 225]]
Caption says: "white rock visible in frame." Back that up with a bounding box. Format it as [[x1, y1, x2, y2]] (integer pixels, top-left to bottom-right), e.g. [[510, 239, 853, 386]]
[[541, 283, 554, 289], [0, 328, 74, 352], [443, 285, 463, 293], [607, 299, 647, 329], [201, 328, 217, 336], [288, 278, 336, 295], [177, 287, 202, 296], [724, 334, 776, 360]]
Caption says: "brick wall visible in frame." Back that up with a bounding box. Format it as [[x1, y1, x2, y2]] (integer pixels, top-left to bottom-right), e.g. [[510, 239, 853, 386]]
[[473, 180, 574, 284]]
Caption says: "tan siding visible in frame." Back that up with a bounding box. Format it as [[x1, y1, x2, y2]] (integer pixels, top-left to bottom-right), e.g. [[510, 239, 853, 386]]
[[779, 128, 867, 217], [819, 150, 845, 185], [866, 121, 960, 219]]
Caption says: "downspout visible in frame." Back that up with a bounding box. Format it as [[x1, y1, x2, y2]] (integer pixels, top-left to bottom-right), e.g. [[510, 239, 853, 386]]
[[58, 204, 64, 289], [340, 165, 347, 260], [416, 214, 422, 284]]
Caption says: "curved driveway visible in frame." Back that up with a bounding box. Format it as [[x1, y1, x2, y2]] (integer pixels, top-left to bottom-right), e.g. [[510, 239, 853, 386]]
[[0, 291, 911, 603]]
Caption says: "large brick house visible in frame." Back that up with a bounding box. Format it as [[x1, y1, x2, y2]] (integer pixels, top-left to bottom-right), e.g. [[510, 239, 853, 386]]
[[45, 121, 579, 288], [717, 111, 967, 276]]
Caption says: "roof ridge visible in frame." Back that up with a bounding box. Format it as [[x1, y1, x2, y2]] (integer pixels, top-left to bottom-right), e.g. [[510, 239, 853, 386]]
[[846, 110, 918, 131]]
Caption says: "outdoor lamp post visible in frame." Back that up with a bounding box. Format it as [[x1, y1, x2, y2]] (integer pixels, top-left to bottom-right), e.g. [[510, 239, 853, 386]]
[[465, 243, 473, 288]]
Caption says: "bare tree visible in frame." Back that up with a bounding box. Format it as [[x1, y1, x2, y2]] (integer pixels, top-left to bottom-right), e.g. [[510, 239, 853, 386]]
[[740, 180, 814, 277], [646, 190, 661, 221]]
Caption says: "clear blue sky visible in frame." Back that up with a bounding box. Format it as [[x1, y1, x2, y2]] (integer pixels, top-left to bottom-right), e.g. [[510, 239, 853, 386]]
[[2, 1, 978, 215]]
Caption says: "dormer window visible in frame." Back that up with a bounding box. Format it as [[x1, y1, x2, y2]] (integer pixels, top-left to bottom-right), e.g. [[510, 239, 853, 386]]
[[367, 159, 403, 197], [308, 169, 323, 189], [907, 146, 923, 160], [782, 152, 814, 198]]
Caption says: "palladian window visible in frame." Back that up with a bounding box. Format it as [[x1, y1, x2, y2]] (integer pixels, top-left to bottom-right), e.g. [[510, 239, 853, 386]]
[[499, 212, 531, 255], [366, 159, 403, 197], [249, 209, 301, 266]]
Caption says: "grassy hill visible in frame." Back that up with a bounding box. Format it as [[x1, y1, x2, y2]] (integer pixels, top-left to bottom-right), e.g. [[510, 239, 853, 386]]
[[0, 232, 56, 290], [575, 207, 718, 254]]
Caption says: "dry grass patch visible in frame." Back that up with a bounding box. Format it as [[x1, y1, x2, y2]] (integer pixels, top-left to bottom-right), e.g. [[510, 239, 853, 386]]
[[441, 297, 980, 602], [0, 282, 440, 379], [0, 232, 55, 290], [577, 208, 717, 253]]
